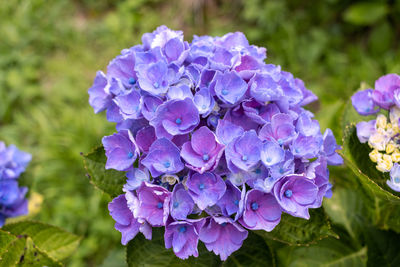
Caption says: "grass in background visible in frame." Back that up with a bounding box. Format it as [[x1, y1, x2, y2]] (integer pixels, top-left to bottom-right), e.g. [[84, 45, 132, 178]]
[[1, 0, 400, 265]]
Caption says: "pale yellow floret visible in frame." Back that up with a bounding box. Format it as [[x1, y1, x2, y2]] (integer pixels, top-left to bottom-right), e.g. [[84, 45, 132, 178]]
[[386, 142, 396, 154], [161, 174, 179, 185], [376, 154, 393, 172], [376, 114, 387, 129], [369, 149, 382, 163], [368, 132, 387, 151], [390, 106, 400, 125], [392, 149, 400, 162]]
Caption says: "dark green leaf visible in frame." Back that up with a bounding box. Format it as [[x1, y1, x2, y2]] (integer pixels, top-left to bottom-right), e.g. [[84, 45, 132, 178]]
[[364, 228, 400, 266], [344, 3, 388, 26], [82, 146, 126, 198], [256, 208, 337, 246], [222, 232, 274, 267], [3, 221, 80, 261], [126, 227, 220, 267]]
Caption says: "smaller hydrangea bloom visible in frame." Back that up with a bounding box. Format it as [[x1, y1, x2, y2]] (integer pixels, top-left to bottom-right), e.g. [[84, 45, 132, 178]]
[[356, 120, 376, 143], [141, 138, 184, 177], [170, 184, 195, 220], [181, 126, 224, 173], [351, 89, 379, 115], [193, 88, 215, 117], [371, 74, 400, 110], [273, 175, 319, 219], [186, 172, 226, 210], [239, 189, 281, 231], [199, 217, 248, 261], [136, 182, 171, 226], [164, 219, 204, 259], [136, 61, 170, 96], [102, 130, 139, 171], [388, 163, 400, 192]]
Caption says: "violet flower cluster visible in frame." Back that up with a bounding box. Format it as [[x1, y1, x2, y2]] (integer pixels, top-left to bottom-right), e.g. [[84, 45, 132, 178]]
[[89, 26, 342, 260], [0, 142, 31, 226], [352, 73, 400, 192]]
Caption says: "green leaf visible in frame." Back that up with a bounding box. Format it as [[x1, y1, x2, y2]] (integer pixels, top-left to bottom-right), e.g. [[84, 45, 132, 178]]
[[0, 230, 17, 255], [222, 232, 274, 267], [2, 221, 80, 261], [126, 227, 220, 267], [126, 227, 274, 267], [324, 188, 366, 242], [364, 228, 400, 266], [344, 2, 388, 26], [82, 146, 126, 198], [256, 208, 337, 246], [0, 236, 62, 267], [276, 230, 367, 267]]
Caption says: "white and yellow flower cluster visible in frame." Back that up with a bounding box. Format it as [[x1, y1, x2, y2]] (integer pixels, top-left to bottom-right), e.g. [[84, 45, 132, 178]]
[[368, 107, 400, 173]]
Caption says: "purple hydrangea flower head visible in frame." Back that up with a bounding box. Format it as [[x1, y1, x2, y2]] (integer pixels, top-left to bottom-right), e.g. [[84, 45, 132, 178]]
[[193, 88, 215, 117], [88, 71, 111, 113], [199, 216, 248, 261], [141, 138, 184, 177], [240, 189, 282, 231], [226, 130, 262, 172], [186, 172, 226, 210], [181, 126, 224, 173], [170, 184, 195, 220], [102, 130, 139, 171], [124, 168, 150, 191], [216, 180, 241, 217], [273, 175, 319, 219], [351, 89, 379, 115], [371, 74, 400, 110], [136, 182, 171, 226], [90, 26, 342, 260], [164, 219, 204, 259], [259, 113, 296, 145], [260, 141, 285, 167], [214, 71, 248, 105], [322, 129, 343, 166], [109, 194, 151, 245], [150, 98, 200, 138]]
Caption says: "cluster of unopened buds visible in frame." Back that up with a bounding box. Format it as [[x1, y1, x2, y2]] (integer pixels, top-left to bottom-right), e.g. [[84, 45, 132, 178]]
[[352, 74, 400, 192], [0, 142, 31, 226], [89, 26, 342, 260]]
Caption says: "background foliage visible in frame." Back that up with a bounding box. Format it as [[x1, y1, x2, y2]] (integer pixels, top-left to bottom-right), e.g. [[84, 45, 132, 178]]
[[1, 0, 400, 266]]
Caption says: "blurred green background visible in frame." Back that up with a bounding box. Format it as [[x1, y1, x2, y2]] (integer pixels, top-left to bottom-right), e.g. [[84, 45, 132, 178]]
[[1, 0, 400, 266]]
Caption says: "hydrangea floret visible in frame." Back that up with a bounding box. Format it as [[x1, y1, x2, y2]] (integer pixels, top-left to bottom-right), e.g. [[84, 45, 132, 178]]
[[89, 25, 342, 260], [0, 142, 31, 226], [351, 74, 400, 192]]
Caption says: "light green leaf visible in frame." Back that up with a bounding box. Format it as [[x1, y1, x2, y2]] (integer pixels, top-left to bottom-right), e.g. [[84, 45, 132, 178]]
[[82, 146, 126, 198], [0, 236, 26, 267], [3, 221, 80, 261], [276, 233, 367, 267], [256, 208, 337, 246], [344, 2, 388, 26]]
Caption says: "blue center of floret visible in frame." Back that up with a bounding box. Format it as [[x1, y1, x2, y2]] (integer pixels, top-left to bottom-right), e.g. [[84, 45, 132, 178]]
[[251, 202, 259, 211], [285, 189, 293, 198], [157, 202, 163, 209]]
